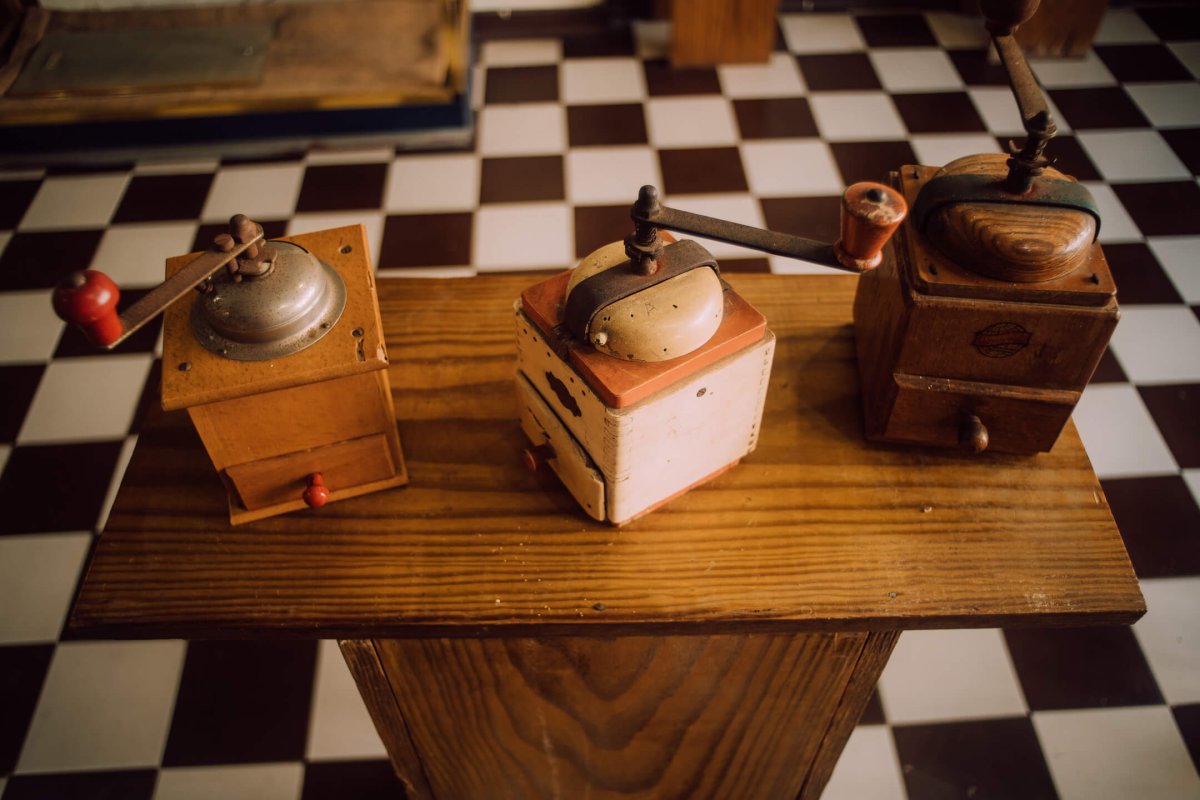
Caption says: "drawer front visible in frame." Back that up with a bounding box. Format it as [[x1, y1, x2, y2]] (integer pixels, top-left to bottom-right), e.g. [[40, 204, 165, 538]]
[[517, 372, 606, 522], [882, 373, 1079, 454], [225, 433, 396, 511]]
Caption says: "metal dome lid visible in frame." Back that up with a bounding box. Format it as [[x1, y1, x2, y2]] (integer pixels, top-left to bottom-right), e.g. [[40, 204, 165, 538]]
[[190, 241, 347, 362]]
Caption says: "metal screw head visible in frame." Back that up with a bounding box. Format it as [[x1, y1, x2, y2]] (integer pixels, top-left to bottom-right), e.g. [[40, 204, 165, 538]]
[[178, 361, 191, 372], [351, 327, 364, 338], [340, 245, 352, 254]]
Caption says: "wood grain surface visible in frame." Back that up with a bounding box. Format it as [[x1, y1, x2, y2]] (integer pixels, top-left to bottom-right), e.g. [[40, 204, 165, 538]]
[[70, 274, 1144, 639]]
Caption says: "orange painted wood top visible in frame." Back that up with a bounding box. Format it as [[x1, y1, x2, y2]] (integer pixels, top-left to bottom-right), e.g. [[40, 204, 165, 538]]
[[70, 274, 1144, 640]]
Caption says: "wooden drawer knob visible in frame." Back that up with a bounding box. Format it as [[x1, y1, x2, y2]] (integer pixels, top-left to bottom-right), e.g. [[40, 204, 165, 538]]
[[834, 183, 908, 272], [52, 270, 123, 347], [960, 414, 990, 453], [303, 473, 330, 508], [522, 444, 555, 472]]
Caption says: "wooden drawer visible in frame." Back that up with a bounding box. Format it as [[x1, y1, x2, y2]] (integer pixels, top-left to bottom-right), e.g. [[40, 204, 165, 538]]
[[879, 373, 1079, 454], [225, 433, 397, 511]]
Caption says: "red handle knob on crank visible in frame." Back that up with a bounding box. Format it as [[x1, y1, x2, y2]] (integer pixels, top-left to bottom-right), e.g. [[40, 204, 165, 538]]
[[52, 270, 123, 347], [834, 182, 909, 273]]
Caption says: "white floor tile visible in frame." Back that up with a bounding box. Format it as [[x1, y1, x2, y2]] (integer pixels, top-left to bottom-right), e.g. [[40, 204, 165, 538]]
[[480, 38, 561, 67], [632, 19, 671, 61], [0, 533, 92, 644], [770, 254, 838, 275], [1093, 9, 1159, 44], [474, 202, 572, 271], [1126, 82, 1200, 128], [1072, 383, 1178, 479], [1170, 42, 1200, 81], [925, 12, 990, 49], [646, 97, 738, 148], [663, 194, 765, 260], [1029, 51, 1116, 88], [386, 154, 479, 213], [1110, 305, 1200, 384], [97, 434, 139, 533], [17, 355, 152, 445], [780, 13, 865, 54], [0, 444, 9, 476], [820, 725, 906, 800], [878, 628, 1027, 724], [0, 290, 66, 364], [18, 175, 129, 232], [969, 87, 1026, 136], [306, 640, 388, 760], [718, 53, 806, 98], [810, 93, 907, 142], [89, 223, 197, 288], [478, 104, 566, 156], [1134, 577, 1200, 705], [18, 640, 186, 773], [304, 146, 395, 165], [288, 212, 384, 269], [377, 266, 474, 279], [155, 763, 304, 800], [1034, 706, 1200, 800], [910, 134, 1004, 168], [1149, 237, 1200, 303], [869, 49, 963, 93], [741, 140, 842, 197], [566, 146, 661, 205], [1084, 182, 1143, 243], [202, 163, 305, 223], [561, 57, 646, 105], [1079, 130, 1191, 182]]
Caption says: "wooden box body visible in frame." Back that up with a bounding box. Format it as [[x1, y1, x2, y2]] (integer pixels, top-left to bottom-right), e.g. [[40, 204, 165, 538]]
[[162, 224, 407, 524], [516, 271, 774, 525], [853, 166, 1119, 454]]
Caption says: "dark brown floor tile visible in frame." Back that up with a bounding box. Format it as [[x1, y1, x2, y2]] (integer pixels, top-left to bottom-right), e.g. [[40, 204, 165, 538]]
[[1091, 347, 1129, 383], [0, 180, 41, 229], [797, 53, 881, 91], [567, 103, 649, 147], [53, 287, 165, 358], [1175, 704, 1200, 774], [163, 640, 317, 766], [1049, 87, 1150, 129], [1095, 44, 1193, 82], [296, 163, 387, 213], [949, 49, 1010, 86], [485, 65, 560, 104], [733, 97, 819, 140], [718, 256, 771, 273], [761, 196, 842, 245], [1113, 181, 1200, 237], [855, 13, 937, 47], [563, 29, 635, 58], [1102, 243, 1183, 304], [659, 147, 747, 195], [574, 204, 630, 259], [301, 759, 403, 800], [1102, 475, 1200, 578], [1161, 129, 1200, 176], [112, 173, 214, 224], [860, 687, 885, 724], [379, 213, 473, 268], [192, 219, 288, 253], [480, 155, 564, 203], [1003, 626, 1163, 710], [0, 364, 44, 443], [830, 140, 917, 185], [893, 717, 1057, 800], [1139, 384, 1200, 469], [644, 59, 722, 96], [0, 441, 124, 534], [0, 643, 54, 774], [0, 229, 105, 291], [1138, 6, 1200, 41], [1043, 135, 1103, 182], [894, 92, 986, 133], [1, 768, 157, 800]]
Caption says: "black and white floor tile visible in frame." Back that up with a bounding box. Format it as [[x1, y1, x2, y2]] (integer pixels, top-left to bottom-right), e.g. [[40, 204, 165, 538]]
[[1, 5, 1199, 798]]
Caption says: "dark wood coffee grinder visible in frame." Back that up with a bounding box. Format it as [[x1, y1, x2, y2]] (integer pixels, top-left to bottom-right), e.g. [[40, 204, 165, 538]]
[[854, 0, 1116, 454]]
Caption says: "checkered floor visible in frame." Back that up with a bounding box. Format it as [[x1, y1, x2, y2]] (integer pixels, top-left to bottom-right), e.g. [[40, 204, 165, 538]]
[[1, 4, 1199, 799]]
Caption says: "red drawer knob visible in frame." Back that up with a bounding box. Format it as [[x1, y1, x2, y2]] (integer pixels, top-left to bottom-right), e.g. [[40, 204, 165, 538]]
[[834, 183, 908, 273], [52, 270, 123, 347], [303, 473, 330, 508], [522, 444, 555, 472]]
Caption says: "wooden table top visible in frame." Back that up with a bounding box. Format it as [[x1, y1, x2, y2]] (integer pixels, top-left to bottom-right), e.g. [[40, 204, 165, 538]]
[[71, 274, 1144, 639]]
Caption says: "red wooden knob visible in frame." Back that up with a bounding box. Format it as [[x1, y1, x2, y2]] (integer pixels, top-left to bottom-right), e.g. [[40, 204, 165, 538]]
[[522, 444, 555, 472], [834, 183, 909, 273], [303, 473, 330, 508], [52, 270, 123, 347]]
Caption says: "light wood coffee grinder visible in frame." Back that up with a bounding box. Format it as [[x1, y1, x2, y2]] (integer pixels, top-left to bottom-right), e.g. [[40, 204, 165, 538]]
[[516, 183, 908, 525], [854, 0, 1116, 454], [53, 217, 408, 525]]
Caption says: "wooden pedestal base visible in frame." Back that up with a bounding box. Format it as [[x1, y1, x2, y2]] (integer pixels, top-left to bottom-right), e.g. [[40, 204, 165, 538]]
[[342, 631, 897, 800]]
